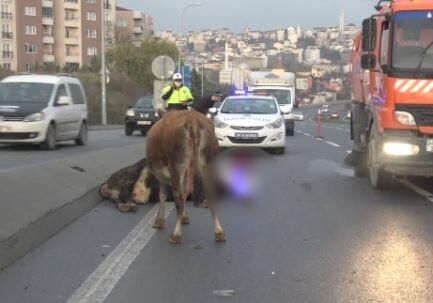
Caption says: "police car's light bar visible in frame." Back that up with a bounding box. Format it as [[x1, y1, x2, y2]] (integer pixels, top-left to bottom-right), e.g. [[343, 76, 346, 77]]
[[234, 90, 247, 95]]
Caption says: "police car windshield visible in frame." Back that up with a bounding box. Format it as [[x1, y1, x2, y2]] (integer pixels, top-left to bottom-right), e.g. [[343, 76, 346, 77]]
[[0, 83, 54, 104], [221, 98, 278, 114], [392, 11, 433, 71]]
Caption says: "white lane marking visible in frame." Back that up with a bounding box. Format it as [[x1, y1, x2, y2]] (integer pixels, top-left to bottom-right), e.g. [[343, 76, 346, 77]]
[[314, 137, 323, 141], [326, 141, 341, 148], [398, 179, 433, 203], [66, 203, 175, 303], [346, 150, 351, 154]]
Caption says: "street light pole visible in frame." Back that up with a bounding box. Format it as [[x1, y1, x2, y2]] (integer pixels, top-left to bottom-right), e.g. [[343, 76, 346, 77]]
[[101, 0, 107, 125], [179, 2, 202, 77]]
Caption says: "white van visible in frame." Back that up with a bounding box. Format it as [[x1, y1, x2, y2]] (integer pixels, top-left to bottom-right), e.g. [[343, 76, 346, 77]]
[[0, 74, 88, 150]]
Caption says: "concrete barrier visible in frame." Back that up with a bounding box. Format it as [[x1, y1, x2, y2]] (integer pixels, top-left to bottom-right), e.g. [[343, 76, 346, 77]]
[[0, 143, 145, 270]]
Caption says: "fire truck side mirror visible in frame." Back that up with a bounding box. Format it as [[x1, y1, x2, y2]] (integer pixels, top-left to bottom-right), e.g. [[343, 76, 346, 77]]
[[362, 18, 377, 52], [361, 54, 376, 70]]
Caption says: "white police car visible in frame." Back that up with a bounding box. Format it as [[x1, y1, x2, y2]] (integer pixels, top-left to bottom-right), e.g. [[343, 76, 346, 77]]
[[211, 95, 287, 154]]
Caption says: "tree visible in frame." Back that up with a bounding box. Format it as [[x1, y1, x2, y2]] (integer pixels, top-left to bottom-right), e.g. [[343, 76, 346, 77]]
[[106, 39, 179, 93]]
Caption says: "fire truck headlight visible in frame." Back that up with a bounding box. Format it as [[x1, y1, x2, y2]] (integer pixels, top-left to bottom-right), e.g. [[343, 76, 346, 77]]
[[383, 142, 420, 156], [395, 111, 416, 126]]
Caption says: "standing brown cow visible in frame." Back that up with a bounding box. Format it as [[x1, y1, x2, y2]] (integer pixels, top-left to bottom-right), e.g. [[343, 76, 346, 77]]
[[133, 110, 226, 244]]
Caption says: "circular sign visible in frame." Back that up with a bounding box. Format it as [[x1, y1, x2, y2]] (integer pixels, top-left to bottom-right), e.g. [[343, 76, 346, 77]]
[[151, 55, 176, 80]]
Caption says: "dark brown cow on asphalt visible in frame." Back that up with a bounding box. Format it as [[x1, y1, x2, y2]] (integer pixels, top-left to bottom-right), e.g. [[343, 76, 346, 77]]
[[133, 110, 226, 244]]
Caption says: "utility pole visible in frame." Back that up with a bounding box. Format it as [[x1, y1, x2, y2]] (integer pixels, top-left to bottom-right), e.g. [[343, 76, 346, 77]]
[[101, 0, 107, 125], [201, 61, 204, 97]]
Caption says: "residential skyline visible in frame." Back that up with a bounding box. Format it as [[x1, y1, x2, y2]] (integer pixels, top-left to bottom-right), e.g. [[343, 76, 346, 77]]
[[118, 0, 378, 32]]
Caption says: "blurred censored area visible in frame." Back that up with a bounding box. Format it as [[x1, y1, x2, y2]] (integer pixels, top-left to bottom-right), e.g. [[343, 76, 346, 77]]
[[214, 148, 280, 203]]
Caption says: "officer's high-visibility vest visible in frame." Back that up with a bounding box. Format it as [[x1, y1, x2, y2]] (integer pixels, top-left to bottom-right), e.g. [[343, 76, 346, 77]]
[[161, 85, 194, 105]]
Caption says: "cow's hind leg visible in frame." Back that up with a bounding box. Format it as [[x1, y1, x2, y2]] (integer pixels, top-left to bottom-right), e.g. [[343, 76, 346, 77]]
[[168, 177, 186, 244], [153, 185, 167, 230], [203, 167, 226, 242], [181, 208, 190, 225]]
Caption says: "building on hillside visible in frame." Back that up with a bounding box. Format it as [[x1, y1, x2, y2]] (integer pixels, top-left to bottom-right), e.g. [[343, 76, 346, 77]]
[[115, 6, 153, 46]]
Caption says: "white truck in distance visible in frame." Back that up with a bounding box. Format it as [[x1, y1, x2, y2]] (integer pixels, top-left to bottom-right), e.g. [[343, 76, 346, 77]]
[[247, 70, 296, 136]]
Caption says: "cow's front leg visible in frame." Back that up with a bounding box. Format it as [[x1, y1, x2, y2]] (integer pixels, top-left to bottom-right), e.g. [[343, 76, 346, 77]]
[[153, 185, 167, 230]]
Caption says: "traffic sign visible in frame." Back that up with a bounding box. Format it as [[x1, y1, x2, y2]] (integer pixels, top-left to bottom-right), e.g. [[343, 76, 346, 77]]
[[152, 56, 176, 80]]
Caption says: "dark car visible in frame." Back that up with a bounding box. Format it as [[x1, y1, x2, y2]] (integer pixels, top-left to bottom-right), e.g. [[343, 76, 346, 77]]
[[124, 96, 160, 136]]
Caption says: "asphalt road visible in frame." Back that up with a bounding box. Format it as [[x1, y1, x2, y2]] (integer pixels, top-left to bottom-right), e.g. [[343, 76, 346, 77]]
[[2, 105, 433, 302], [0, 129, 145, 172]]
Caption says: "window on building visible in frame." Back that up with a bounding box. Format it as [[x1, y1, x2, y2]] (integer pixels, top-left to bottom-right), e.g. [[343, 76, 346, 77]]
[[25, 25, 37, 35], [87, 29, 97, 39], [25, 44, 37, 54], [42, 7, 53, 19], [3, 63, 11, 71], [87, 0, 96, 3], [87, 47, 97, 56], [86, 12, 96, 21], [24, 6, 36, 17]]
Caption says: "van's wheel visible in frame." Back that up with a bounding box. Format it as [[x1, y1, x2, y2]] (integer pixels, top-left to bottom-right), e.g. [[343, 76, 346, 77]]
[[41, 124, 57, 150], [125, 125, 133, 136], [75, 122, 88, 145], [367, 123, 391, 189]]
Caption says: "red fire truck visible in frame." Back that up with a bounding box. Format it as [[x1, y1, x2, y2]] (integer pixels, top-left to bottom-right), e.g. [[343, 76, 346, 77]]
[[350, 0, 433, 189]]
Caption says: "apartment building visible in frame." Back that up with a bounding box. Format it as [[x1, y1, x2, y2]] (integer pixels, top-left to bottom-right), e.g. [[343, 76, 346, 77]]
[[0, 0, 118, 72], [115, 6, 154, 46], [0, 0, 16, 71]]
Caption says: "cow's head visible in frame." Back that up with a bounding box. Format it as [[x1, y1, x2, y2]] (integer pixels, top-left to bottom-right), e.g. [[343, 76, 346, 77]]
[[132, 168, 157, 204]]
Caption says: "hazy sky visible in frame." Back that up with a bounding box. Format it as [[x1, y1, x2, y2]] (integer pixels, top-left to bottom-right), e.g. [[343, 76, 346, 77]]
[[117, 0, 378, 32]]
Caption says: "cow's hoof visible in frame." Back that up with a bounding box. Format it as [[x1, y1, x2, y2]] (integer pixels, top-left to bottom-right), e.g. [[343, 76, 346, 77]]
[[152, 219, 165, 230], [134, 200, 147, 206], [118, 203, 131, 213], [215, 231, 226, 243], [168, 234, 182, 245], [129, 203, 139, 213], [181, 216, 190, 225]]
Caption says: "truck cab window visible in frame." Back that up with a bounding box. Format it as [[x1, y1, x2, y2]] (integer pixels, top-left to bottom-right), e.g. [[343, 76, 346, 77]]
[[380, 23, 390, 67]]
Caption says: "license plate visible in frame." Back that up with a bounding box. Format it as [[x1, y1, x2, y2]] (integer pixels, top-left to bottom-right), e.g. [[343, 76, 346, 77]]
[[235, 132, 259, 139], [427, 139, 433, 152], [137, 121, 152, 125]]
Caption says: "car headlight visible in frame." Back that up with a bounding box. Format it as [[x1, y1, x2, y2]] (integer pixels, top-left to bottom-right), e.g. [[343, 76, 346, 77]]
[[395, 111, 416, 126], [383, 142, 420, 156], [23, 112, 44, 122], [126, 110, 135, 117], [267, 117, 283, 129], [214, 117, 229, 129]]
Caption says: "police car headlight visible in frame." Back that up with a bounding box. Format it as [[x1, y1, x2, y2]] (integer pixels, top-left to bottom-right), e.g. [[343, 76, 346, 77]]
[[395, 111, 416, 126], [24, 112, 44, 122], [126, 110, 135, 117], [266, 117, 283, 129], [214, 117, 229, 129]]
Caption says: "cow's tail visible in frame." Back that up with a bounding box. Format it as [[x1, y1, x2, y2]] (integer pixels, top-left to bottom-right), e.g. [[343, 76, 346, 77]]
[[186, 118, 202, 207]]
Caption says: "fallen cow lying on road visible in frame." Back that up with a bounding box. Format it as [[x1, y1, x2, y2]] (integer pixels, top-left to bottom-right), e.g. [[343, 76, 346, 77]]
[[99, 158, 158, 212]]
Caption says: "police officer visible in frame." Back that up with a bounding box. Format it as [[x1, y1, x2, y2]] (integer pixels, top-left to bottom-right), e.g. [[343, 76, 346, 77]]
[[193, 92, 224, 115], [161, 73, 194, 111]]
